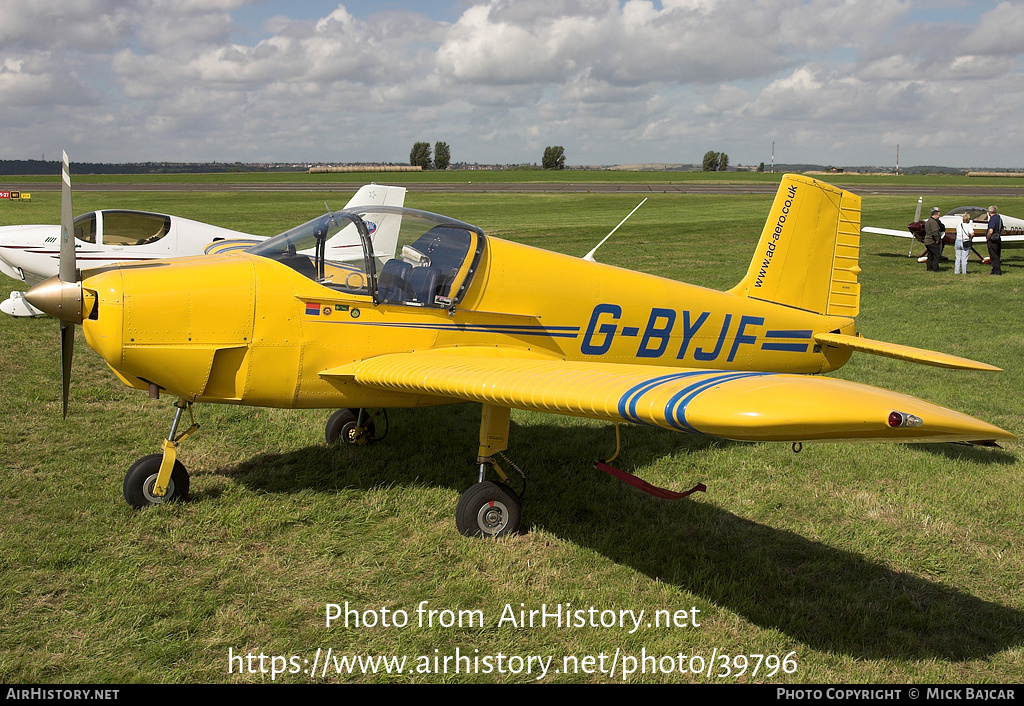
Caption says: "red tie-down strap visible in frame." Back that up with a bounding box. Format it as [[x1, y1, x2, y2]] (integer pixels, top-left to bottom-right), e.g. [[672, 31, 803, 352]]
[[595, 461, 706, 500]]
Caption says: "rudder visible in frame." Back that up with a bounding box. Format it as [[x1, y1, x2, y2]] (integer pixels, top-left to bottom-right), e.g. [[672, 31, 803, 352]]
[[730, 174, 861, 317]]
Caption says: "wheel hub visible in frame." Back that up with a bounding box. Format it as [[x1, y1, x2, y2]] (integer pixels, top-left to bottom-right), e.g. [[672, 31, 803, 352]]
[[142, 473, 175, 504], [476, 500, 509, 535], [344, 424, 368, 445]]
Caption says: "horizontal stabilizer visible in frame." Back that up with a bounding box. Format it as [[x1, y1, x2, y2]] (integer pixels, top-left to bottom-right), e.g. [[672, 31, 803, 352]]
[[813, 332, 1001, 371], [861, 226, 914, 239], [204, 238, 262, 255]]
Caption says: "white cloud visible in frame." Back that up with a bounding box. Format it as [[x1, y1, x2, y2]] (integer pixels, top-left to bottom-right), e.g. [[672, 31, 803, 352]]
[[961, 1, 1024, 58], [1, 0, 1022, 166], [0, 0, 140, 52]]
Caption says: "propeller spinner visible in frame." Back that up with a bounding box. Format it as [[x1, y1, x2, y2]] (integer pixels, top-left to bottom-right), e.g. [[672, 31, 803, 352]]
[[24, 151, 85, 418]]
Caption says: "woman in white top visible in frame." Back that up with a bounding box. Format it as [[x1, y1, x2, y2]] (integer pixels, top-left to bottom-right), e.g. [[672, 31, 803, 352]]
[[955, 213, 973, 275]]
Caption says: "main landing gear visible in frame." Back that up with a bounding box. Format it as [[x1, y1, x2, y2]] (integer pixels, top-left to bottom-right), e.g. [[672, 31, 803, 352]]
[[123, 398, 198, 508], [324, 408, 383, 445], [454, 405, 525, 538], [327, 403, 527, 538], [455, 477, 522, 538]]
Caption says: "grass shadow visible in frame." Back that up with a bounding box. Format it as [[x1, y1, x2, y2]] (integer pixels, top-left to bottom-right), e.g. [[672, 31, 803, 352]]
[[214, 404, 1024, 662], [908, 442, 1016, 464]]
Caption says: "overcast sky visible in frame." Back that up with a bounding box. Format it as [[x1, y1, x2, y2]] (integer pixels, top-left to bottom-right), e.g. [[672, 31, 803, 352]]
[[1, 0, 1021, 168]]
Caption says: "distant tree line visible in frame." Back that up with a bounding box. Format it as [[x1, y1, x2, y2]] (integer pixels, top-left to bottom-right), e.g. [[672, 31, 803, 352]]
[[412, 142, 570, 170], [409, 142, 451, 170], [0, 160, 312, 175], [2, 156, 983, 177], [542, 146, 566, 170], [702, 151, 729, 172]]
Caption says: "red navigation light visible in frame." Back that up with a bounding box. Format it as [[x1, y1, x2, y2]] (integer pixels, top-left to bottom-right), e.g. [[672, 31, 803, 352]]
[[888, 411, 923, 428]]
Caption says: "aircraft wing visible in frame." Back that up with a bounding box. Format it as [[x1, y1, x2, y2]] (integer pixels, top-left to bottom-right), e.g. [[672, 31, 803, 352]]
[[997, 233, 1024, 247], [862, 227, 1024, 250], [321, 348, 1012, 444], [861, 226, 914, 238]]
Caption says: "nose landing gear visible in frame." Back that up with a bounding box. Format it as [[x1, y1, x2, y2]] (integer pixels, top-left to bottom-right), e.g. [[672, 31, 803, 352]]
[[123, 398, 198, 508], [123, 454, 190, 508]]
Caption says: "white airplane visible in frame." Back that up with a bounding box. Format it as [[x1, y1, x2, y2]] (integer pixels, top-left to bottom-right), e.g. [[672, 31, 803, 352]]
[[0, 184, 406, 316], [862, 198, 1024, 263]]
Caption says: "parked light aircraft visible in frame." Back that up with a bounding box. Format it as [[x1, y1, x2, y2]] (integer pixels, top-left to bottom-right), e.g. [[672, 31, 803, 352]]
[[862, 199, 1024, 263], [27, 155, 1013, 537], [0, 185, 406, 316]]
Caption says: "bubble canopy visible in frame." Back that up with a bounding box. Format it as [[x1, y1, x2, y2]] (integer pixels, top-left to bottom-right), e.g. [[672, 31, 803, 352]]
[[248, 206, 485, 308]]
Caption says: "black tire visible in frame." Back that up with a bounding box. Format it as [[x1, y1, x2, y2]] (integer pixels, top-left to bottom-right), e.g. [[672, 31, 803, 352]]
[[325, 408, 375, 445], [455, 481, 522, 537], [123, 453, 190, 509]]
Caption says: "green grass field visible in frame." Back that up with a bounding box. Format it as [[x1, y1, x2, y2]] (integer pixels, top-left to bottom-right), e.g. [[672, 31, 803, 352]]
[[6, 168, 1024, 189], [1, 179, 1022, 683]]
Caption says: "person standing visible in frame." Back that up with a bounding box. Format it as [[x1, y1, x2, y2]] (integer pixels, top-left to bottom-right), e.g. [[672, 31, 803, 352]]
[[986, 205, 1003, 275], [924, 207, 944, 272], [954, 212, 972, 275]]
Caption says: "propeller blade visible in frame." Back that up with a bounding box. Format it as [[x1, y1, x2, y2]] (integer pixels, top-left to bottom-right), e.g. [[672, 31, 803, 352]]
[[61, 321, 74, 419], [24, 151, 83, 416], [59, 150, 76, 417], [59, 150, 77, 284], [911, 197, 923, 257]]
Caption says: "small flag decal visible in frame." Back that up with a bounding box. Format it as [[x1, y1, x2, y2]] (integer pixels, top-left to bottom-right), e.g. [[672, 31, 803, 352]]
[[306, 302, 321, 316]]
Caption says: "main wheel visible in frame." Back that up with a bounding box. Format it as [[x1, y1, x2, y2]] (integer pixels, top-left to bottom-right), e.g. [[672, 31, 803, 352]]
[[455, 481, 522, 537], [325, 408, 375, 445], [123, 454, 190, 509]]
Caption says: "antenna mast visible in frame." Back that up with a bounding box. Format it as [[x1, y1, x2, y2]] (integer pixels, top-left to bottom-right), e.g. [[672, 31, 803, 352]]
[[583, 198, 647, 262]]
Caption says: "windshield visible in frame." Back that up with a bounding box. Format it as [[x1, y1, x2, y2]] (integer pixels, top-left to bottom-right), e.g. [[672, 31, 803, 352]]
[[249, 210, 370, 293], [944, 206, 989, 222], [74, 212, 97, 244], [249, 206, 485, 307], [101, 210, 172, 246]]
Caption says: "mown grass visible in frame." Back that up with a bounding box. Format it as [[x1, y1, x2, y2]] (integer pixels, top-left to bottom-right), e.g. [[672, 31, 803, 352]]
[[5, 168, 1024, 189], [1, 182, 1022, 683]]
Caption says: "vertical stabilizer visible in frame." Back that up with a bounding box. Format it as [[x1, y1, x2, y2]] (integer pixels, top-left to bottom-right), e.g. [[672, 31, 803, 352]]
[[730, 174, 861, 317], [327, 184, 408, 265]]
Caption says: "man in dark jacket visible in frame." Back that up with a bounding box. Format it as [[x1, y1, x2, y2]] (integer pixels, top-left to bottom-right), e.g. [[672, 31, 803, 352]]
[[924, 207, 944, 272], [986, 205, 1003, 275]]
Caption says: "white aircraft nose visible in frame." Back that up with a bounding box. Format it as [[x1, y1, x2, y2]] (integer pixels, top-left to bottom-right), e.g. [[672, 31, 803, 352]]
[[0, 247, 43, 282]]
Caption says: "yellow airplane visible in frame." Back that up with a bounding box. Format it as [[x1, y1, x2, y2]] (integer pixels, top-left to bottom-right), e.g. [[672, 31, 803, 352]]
[[27, 154, 1014, 537]]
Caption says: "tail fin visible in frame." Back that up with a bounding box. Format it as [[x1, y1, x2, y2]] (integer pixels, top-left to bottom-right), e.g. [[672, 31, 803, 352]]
[[329, 184, 408, 265], [341, 184, 407, 211], [730, 174, 861, 318]]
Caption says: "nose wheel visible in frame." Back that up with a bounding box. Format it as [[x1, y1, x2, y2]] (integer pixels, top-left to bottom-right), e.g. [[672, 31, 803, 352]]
[[123, 454, 190, 508], [123, 398, 198, 509]]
